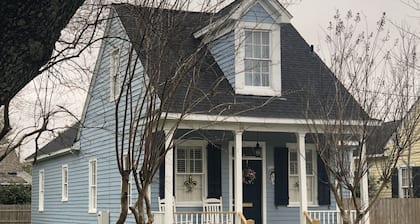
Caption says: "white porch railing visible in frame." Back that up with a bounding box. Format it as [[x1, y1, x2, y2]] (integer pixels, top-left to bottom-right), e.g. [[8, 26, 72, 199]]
[[173, 211, 249, 224], [308, 210, 357, 224]]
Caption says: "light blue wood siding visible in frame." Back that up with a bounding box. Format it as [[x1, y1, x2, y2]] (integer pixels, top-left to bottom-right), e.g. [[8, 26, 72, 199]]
[[240, 3, 275, 23], [209, 32, 235, 88], [31, 12, 145, 224]]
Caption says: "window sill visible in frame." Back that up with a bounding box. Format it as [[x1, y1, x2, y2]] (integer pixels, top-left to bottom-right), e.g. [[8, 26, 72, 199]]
[[88, 209, 97, 214], [235, 87, 281, 97], [287, 203, 319, 208], [61, 198, 68, 202]]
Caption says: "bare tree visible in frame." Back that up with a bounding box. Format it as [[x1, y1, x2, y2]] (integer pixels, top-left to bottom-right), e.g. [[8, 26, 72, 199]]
[[0, 1, 109, 162], [304, 11, 419, 224]]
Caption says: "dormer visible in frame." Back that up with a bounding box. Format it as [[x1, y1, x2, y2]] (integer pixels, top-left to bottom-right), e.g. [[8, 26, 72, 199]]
[[195, 0, 292, 96]]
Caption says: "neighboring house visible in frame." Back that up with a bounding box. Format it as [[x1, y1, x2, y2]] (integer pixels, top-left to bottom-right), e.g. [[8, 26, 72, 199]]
[[368, 99, 420, 198], [0, 149, 31, 186], [27, 1, 371, 224]]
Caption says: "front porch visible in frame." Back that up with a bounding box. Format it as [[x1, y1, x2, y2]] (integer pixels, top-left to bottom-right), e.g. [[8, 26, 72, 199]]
[[152, 117, 369, 224]]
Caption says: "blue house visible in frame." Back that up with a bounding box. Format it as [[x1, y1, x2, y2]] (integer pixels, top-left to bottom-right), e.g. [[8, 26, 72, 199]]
[[27, 0, 369, 223]]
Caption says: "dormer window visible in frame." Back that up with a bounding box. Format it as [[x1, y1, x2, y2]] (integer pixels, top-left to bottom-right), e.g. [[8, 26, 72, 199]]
[[244, 30, 270, 87], [235, 22, 281, 96]]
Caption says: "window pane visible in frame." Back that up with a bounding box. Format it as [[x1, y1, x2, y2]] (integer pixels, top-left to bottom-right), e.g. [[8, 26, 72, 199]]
[[261, 32, 269, 45], [262, 46, 269, 58], [306, 151, 313, 174], [245, 31, 252, 44], [245, 45, 252, 58], [253, 31, 261, 45], [245, 73, 252, 86], [261, 73, 269, 86], [254, 45, 261, 58]]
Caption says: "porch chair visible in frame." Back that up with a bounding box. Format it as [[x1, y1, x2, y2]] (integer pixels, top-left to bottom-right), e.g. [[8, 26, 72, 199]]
[[158, 196, 176, 212], [202, 197, 223, 224]]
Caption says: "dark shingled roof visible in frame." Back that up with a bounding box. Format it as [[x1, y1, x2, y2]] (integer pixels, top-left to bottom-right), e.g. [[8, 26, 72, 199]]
[[26, 123, 79, 160], [113, 4, 369, 121], [366, 121, 400, 155]]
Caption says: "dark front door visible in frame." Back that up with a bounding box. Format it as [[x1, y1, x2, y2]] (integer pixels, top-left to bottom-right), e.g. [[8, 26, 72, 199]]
[[242, 160, 262, 224]]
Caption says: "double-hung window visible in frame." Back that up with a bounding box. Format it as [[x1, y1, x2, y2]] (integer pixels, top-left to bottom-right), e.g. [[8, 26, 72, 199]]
[[89, 160, 97, 213], [62, 165, 68, 201], [175, 141, 206, 205], [39, 169, 44, 211], [288, 144, 317, 205], [400, 167, 411, 198], [234, 22, 281, 96], [244, 30, 270, 87]]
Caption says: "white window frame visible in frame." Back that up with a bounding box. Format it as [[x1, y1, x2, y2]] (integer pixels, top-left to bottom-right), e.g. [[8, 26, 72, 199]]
[[174, 140, 207, 206], [62, 164, 68, 201], [38, 169, 44, 212], [110, 47, 121, 101], [88, 159, 97, 213], [286, 143, 318, 206], [399, 165, 413, 198], [234, 21, 281, 96]]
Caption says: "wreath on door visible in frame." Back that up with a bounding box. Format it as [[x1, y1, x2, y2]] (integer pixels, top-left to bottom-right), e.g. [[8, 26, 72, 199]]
[[243, 167, 257, 184]]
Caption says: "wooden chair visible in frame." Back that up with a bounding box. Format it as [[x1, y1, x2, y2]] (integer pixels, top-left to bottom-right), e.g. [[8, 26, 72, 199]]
[[158, 196, 176, 212], [203, 197, 223, 224]]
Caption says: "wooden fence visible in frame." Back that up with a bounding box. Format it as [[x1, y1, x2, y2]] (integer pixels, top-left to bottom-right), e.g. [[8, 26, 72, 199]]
[[0, 204, 31, 224], [369, 198, 420, 224]]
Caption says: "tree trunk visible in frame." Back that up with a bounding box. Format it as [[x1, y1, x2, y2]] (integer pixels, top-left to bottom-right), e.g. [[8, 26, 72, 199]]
[[116, 173, 129, 224]]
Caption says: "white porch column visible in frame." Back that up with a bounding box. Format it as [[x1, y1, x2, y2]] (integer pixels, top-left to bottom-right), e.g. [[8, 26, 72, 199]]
[[234, 130, 243, 223], [297, 132, 308, 224], [164, 128, 175, 224], [360, 143, 370, 224]]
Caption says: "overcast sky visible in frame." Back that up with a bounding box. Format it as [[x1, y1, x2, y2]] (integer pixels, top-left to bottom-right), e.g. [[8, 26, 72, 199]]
[[14, 0, 419, 160]]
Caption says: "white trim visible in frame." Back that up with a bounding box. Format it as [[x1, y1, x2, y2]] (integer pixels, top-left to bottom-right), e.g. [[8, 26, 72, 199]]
[[164, 129, 175, 224], [235, 22, 281, 96], [165, 113, 379, 127], [25, 142, 80, 163], [88, 159, 97, 213], [61, 164, 69, 202], [78, 8, 114, 132], [228, 140, 267, 224], [194, 0, 293, 39], [38, 169, 44, 212]]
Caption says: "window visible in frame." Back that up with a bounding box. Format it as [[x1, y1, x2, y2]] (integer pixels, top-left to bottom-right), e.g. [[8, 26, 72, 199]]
[[110, 48, 120, 101], [400, 167, 411, 198], [288, 144, 317, 205], [244, 30, 270, 87], [62, 165, 68, 201], [234, 22, 281, 96], [175, 141, 206, 204], [89, 160, 97, 213], [39, 169, 44, 212]]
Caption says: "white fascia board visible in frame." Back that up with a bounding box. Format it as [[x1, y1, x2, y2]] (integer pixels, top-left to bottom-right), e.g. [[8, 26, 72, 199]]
[[165, 113, 379, 127], [194, 0, 293, 39], [79, 8, 114, 129], [25, 141, 80, 163]]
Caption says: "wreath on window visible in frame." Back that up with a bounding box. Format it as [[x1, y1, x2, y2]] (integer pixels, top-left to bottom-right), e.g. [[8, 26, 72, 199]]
[[184, 175, 197, 192], [243, 168, 257, 184]]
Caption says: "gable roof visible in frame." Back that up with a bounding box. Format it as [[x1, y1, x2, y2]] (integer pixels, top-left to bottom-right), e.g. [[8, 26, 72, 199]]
[[25, 123, 79, 161], [113, 3, 369, 121], [366, 120, 401, 155], [0, 149, 30, 184]]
